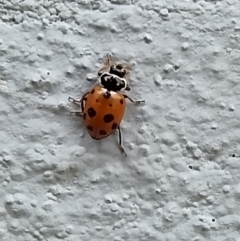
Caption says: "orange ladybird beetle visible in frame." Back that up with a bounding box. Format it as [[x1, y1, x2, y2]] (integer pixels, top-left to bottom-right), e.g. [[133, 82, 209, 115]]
[[68, 54, 145, 156]]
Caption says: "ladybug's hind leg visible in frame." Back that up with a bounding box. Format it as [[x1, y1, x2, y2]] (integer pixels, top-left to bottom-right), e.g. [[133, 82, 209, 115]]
[[117, 126, 127, 157], [123, 94, 145, 105], [70, 110, 83, 117], [98, 54, 115, 76]]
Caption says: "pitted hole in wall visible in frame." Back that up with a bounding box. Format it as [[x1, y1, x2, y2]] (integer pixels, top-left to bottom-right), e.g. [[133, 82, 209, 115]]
[[173, 65, 179, 72]]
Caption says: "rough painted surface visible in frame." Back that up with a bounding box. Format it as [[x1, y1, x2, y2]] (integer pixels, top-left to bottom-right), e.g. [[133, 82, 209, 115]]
[[0, 0, 240, 240]]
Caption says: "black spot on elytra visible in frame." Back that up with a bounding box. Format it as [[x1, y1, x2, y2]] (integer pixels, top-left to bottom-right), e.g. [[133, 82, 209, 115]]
[[99, 130, 107, 135], [112, 122, 118, 130], [96, 99, 99, 103], [87, 107, 96, 118], [103, 91, 111, 99], [103, 114, 114, 123], [109, 104, 112, 107], [87, 125, 93, 131], [90, 89, 95, 94], [83, 113, 86, 120], [120, 99, 124, 105]]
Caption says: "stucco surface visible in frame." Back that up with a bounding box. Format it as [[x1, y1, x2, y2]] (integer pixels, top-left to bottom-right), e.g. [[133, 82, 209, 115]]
[[0, 0, 240, 240]]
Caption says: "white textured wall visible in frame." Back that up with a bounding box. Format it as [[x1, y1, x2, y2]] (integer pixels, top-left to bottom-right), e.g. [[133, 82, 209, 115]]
[[0, 0, 240, 240]]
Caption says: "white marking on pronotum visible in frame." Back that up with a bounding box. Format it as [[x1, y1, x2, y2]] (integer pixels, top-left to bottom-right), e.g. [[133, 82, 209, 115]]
[[99, 72, 128, 90], [102, 88, 118, 96]]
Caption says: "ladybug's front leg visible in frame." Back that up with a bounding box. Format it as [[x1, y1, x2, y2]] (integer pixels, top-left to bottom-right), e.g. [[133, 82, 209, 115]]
[[97, 54, 112, 76], [123, 94, 145, 105]]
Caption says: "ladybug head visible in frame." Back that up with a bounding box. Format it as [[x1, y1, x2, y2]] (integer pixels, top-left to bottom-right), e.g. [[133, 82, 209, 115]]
[[99, 73, 131, 92], [109, 64, 127, 78]]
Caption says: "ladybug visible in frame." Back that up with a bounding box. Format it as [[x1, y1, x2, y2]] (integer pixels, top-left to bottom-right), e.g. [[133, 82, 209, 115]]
[[68, 55, 145, 156]]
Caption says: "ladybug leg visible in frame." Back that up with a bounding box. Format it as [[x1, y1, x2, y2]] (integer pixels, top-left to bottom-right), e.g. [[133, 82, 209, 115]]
[[123, 94, 145, 105], [105, 53, 113, 66], [70, 110, 83, 116], [68, 92, 89, 107], [68, 97, 81, 106], [98, 54, 113, 76], [68, 97, 83, 115], [117, 126, 127, 157], [68, 92, 89, 115]]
